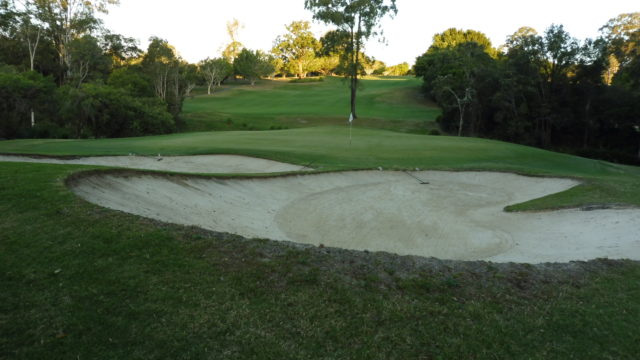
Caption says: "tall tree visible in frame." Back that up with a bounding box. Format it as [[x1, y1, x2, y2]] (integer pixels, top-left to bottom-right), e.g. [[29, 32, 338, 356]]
[[141, 37, 190, 118], [233, 48, 273, 86], [272, 20, 319, 79], [305, 0, 397, 119], [198, 57, 232, 94], [430, 28, 497, 57], [222, 18, 243, 62], [67, 34, 109, 87], [100, 32, 141, 67], [32, 0, 118, 81]]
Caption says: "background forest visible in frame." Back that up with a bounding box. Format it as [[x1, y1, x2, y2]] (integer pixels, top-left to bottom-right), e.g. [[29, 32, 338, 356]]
[[0, 1, 638, 164]]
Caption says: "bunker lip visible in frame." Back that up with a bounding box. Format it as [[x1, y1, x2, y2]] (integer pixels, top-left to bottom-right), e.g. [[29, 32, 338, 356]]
[[68, 170, 640, 264], [0, 154, 309, 174]]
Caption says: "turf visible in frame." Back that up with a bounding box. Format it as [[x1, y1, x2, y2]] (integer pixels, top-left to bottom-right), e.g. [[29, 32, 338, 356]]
[[2, 77, 640, 357], [1, 126, 639, 211], [1, 162, 640, 359], [182, 76, 441, 133]]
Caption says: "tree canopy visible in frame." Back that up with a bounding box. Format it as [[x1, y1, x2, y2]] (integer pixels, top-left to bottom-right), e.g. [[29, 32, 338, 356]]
[[305, 0, 397, 118], [272, 20, 319, 79]]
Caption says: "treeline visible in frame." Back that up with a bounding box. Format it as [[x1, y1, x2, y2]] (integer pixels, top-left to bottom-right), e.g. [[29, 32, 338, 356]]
[[200, 19, 410, 95], [414, 14, 640, 164], [0, 0, 204, 139], [0, 0, 409, 139]]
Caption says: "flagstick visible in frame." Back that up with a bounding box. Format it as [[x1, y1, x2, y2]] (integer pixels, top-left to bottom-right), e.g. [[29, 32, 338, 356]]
[[348, 112, 353, 146]]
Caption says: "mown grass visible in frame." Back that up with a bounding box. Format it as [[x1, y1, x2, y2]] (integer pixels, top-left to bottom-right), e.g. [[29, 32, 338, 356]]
[[182, 76, 441, 133], [1, 126, 639, 211], [2, 162, 640, 359]]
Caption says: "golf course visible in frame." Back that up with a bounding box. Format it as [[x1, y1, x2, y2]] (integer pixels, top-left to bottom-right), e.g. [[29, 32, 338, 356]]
[[2, 74, 640, 358]]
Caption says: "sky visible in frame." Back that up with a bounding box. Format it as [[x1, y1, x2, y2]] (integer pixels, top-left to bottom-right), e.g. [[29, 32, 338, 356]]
[[100, 0, 638, 66]]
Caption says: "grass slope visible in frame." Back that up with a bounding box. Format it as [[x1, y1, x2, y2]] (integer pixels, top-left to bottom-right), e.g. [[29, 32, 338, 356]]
[[1, 163, 640, 359], [1, 127, 639, 211], [182, 76, 441, 133]]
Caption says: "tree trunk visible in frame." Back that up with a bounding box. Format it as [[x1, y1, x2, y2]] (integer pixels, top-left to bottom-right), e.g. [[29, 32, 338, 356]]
[[350, 16, 362, 119], [457, 103, 465, 137], [582, 97, 592, 149]]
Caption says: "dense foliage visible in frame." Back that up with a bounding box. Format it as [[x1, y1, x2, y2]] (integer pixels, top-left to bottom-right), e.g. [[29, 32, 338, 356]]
[[0, 0, 185, 139], [415, 18, 640, 164]]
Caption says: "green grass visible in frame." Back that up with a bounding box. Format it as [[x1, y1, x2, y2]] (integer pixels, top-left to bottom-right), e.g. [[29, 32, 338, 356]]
[[1, 126, 639, 211], [2, 162, 640, 359], [182, 76, 441, 133], [2, 107, 640, 357]]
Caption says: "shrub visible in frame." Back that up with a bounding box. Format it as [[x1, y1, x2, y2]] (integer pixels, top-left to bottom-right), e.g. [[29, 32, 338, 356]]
[[0, 71, 56, 139], [59, 83, 175, 138], [289, 77, 324, 83]]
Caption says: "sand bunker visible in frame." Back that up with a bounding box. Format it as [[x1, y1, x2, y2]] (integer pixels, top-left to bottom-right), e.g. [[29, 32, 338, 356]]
[[0, 154, 305, 174], [69, 171, 640, 264]]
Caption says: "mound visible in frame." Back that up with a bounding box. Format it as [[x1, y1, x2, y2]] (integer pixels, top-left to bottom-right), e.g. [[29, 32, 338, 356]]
[[68, 171, 640, 263]]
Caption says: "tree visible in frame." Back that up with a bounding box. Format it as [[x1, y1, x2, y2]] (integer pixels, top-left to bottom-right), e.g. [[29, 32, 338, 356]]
[[362, 55, 385, 75], [16, 5, 44, 127], [385, 62, 409, 75], [141, 37, 191, 118], [316, 55, 340, 75], [222, 18, 243, 62], [198, 57, 232, 94], [233, 48, 273, 86], [0, 70, 55, 138], [272, 20, 319, 79], [100, 32, 141, 67], [600, 12, 639, 62], [305, 0, 397, 119], [32, 0, 119, 82], [430, 28, 497, 57], [67, 34, 109, 87]]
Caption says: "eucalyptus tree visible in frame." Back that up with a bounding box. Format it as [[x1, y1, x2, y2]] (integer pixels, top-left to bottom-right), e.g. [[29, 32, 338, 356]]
[[32, 0, 118, 81], [67, 34, 109, 87], [234, 48, 274, 86], [222, 18, 243, 62], [272, 20, 319, 79], [305, 0, 397, 119], [142, 37, 191, 118], [198, 57, 232, 94]]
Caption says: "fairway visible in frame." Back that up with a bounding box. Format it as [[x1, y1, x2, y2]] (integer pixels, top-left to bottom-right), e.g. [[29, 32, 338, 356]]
[[182, 76, 441, 133]]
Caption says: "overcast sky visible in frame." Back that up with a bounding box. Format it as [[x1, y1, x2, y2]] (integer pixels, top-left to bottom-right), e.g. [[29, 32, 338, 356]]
[[100, 0, 638, 65]]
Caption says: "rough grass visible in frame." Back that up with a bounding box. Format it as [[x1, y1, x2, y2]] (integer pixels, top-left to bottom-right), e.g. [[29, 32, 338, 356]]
[[2, 162, 640, 359], [182, 76, 441, 133]]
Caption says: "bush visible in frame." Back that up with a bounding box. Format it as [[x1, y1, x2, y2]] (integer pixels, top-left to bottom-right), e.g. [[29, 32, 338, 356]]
[[289, 77, 324, 83], [59, 83, 175, 138], [0, 71, 56, 139], [31, 121, 71, 139]]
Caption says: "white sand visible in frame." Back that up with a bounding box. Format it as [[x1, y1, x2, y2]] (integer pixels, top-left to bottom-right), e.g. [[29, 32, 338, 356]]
[[0, 154, 306, 173], [69, 171, 640, 264]]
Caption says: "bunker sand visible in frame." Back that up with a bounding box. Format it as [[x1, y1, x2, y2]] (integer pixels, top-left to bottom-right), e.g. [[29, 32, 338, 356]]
[[69, 171, 640, 264], [0, 154, 306, 173]]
